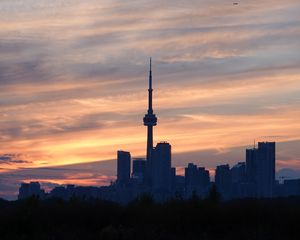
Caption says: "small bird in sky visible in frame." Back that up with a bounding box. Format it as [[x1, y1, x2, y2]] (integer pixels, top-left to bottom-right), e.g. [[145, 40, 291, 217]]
[[233, 2, 239, 5]]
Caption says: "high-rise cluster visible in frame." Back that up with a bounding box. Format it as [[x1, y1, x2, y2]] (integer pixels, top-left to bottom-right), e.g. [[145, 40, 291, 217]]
[[214, 142, 276, 200], [114, 60, 285, 201], [18, 60, 300, 202], [116, 60, 175, 199]]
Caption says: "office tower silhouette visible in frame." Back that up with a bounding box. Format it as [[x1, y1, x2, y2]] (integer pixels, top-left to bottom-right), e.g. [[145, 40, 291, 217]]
[[143, 58, 157, 185], [170, 167, 176, 191], [185, 163, 198, 196], [246, 142, 275, 198], [117, 150, 131, 186], [132, 158, 146, 183], [246, 146, 258, 197], [198, 167, 210, 190], [215, 164, 231, 200], [246, 147, 258, 183], [185, 163, 210, 197], [231, 162, 246, 198], [231, 162, 246, 184], [283, 179, 300, 196], [152, 142, 172, 193], [257, 142, 276, 197], [18, 182, 45, 200]]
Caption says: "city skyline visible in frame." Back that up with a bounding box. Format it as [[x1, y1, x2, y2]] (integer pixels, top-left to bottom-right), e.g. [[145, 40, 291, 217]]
[[3, 60, 300, 200], [1, 0, 300, 199]]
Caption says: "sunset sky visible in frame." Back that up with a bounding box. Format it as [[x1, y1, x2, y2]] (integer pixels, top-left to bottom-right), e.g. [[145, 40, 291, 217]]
[[1, 0, 300, 199]]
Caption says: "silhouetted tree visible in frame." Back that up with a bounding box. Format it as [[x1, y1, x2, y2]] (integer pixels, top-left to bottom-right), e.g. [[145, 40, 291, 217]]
[[0, 197, 300, 240]]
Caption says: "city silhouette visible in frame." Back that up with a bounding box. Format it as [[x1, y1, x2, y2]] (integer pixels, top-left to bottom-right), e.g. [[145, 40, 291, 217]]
[[1, 1, 300, 239], [17, 60, 300, 203], [0, 59, 299, 240]]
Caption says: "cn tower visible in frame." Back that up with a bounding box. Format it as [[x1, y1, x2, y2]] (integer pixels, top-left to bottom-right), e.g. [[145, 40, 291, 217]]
[[143, 58, 157, 183]]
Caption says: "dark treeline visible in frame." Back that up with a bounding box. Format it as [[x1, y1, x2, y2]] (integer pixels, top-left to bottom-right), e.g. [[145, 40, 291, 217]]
[[0, 195, 299, 240]]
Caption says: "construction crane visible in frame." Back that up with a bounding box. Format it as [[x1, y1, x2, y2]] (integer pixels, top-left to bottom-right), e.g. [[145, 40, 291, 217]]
[[252, 136, 285, 148], [257, 136, 285, 142], [259, 136, 284, 139]]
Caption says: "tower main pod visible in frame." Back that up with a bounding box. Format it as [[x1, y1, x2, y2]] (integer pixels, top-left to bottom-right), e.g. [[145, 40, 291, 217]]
[[143, 58, 157, 185]]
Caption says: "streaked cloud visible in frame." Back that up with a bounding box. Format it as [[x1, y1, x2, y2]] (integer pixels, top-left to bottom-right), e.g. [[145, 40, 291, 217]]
[[0, 0, 300, 199]]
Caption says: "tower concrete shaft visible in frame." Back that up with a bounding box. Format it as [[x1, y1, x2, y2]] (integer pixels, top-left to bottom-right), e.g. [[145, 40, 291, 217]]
[[143, 58, 157, 182]]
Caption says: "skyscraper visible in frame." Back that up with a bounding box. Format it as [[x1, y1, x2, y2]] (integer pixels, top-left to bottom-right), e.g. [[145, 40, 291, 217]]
[[245, 142, 276, 198], [117, 150, 131, 186], [231, 162, 246, 184], [143, 58, 157, 184], [257, 142, 276, 198], [231, 162, 246, 198], [185, 163, 198, 194], [18, 182, 45, 200], [185, 163, 210, 197], [132, 158, 146, 183], [246, 147, 258, 184], [151, 142, 172, 192], [215, 164, 231, 200]]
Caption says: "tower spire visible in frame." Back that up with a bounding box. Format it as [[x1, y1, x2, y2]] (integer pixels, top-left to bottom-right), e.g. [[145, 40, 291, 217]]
[[149, 57, 152, 89], [143, 58, 157, 185], [148, 57, 153, 114]]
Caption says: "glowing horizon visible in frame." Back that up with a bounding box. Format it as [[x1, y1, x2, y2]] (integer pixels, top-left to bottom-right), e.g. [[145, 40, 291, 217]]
[[1, 0, 300, 199]]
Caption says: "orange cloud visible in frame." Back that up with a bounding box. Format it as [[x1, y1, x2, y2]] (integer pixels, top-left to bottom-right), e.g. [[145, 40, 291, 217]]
[[1, 0, 300, 198]]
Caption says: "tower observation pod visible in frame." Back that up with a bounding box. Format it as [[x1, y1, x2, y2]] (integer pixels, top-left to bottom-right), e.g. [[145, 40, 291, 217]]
[[143, 58, 157, 184]]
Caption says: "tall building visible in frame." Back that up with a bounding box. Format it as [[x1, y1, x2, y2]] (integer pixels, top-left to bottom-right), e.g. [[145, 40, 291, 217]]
[[231, 162, 246, 198], [257, 142, 276, 198], [152, 142, 172, 192], [185, 163, 210, 197], [132, 158, 146, 182], [117, 150, 131, 186], [215, 164, 231, 200], [18, 182, 45, 200], [246, 147, 258, 183], [245, 142, 276, 198], [185, 163, 198, 194], [245, 147, 259, 197], [198, 167, 210, 190], [143, 58, 157, 184], [231, 162, 246, 184], [283, 179, 300, 197]]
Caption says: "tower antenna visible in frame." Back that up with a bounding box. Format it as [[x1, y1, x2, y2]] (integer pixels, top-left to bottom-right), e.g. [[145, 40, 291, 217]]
[[143, 58, 157, 185]]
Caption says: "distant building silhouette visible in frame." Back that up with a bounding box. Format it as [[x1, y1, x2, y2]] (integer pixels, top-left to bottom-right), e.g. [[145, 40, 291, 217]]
[[283, 179, 300, 197], [185, 163, 198, 194], [231, 162, 246, 183], [18, 182, 45, 200], [170, 167, 177, 192], [198, 167, 210, 192], [215, 164, 231, 200], [246, 146, 258, 197], [185, 163, 210, 198], [117, 150, 131, 186], [151, 142, 172, 193], [132, 158, 146, 183], [246, 142, 275, 198], [257, 142, 276, 198], [231, 162, 246, 198]]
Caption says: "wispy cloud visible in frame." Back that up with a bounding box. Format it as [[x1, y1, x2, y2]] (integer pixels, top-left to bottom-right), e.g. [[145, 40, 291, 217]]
[[0, 154, 30, 164], [0, 0, 300, 198]]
